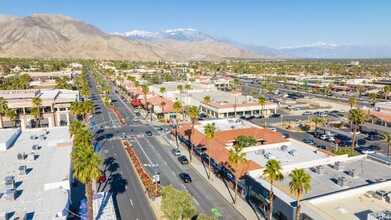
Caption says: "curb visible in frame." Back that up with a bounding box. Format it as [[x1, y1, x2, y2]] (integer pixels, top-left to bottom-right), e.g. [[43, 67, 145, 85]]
[[120, 140, 161, 220]]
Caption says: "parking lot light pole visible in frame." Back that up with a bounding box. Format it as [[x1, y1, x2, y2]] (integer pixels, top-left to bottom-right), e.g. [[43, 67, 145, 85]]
[[281, 115, 283, 126]]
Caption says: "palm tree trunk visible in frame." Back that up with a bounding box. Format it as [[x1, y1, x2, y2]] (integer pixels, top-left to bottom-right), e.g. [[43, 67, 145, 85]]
[[86, 180, 94, 220], [352, 125, 357, 153], [208, 140, 211, 181], [296, 196, 301, 220], [234, 173, 238, 205], [190, 121, 194, 162], [175, 118, 179, 148], [0, 115, 3, 128], [269, 183, 274, 220]]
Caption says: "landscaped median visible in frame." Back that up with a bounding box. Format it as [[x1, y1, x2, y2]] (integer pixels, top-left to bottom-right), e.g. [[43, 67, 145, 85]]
[[122, 140, 163, 197], [105, 104, 126, 125]]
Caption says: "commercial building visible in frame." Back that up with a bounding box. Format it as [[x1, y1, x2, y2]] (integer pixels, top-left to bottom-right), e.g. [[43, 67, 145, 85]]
[[0, 89, 78, 129], [0, 127, 73, 219]]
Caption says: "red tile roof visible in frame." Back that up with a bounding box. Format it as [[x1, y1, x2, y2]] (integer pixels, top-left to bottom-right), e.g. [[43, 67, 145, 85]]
[[363, 110, 391, 123]]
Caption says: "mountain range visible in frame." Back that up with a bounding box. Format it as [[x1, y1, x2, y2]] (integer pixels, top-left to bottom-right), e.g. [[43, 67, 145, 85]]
[[0, 14, 390, 61]]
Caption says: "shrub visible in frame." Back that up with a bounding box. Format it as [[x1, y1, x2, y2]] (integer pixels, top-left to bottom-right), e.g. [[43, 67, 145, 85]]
[[331, 148, 357, 157]]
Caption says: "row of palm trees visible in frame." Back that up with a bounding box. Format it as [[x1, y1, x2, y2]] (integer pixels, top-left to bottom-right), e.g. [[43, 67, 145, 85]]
[[0, 96, 43, 128], [69, 65, 102, 220]]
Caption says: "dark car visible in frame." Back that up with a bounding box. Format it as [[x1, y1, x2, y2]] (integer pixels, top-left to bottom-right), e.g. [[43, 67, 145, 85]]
[[338, 140, 353, 147], [178, 156, 189, 165], [179, 173, 192, 183], [146, 131, 152, 136], [283, 133, 290, 138], [317, 145, 327, 150], [313, 132, 322, 138], [369, 144, 381, 151], [269, 114, 281, 118], [357, 139, 367, 145], [303, 139, 315, 145], [240, 116, 247, 120], [247, 116, 256, 120], [334, 134, 352, 141], [366, 135, 380, 141], [135, 112, 141, 116]]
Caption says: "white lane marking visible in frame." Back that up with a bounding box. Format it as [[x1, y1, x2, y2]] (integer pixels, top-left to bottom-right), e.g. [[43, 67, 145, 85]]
[[121, 171, 123, 175], [171, 171, 176, 176], [194, 199, 199, 205], [164, 161, 167, 165], [181, 183, 186, 189], [129, 198, 133, 206], [157, 152, 161, 157], [114, 153, 117, 157], [134, 138, 154, 165], [125, 185, 128, 190]]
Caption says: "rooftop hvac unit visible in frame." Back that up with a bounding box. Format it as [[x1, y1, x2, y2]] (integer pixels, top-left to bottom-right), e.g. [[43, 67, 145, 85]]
[[17, 153, 25, 161], [4, 176, 15, 190], [19, 166, 27, 176], [337, 176, 348, 187], [315, 165, 324, 174], [3, 189, 16, 202], [43, 129, 48, 135], [39, 135, 45, 140], [30, 135, 36, 140], [334, 161, 344, 171], [348, 169, 359, 178], [265, 153, 275, 159], [289, 150, 298, 156], [255, 149, 265, 155], [28, 152, 35, 161], [231, 126, 235, 129], [386, 194, 391, 203], [281, 145, 288, 151], [32, 145, 39, 151]]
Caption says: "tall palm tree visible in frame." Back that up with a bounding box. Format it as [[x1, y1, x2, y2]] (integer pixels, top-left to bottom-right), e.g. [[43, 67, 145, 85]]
[[348, 109, 367, 153], [83, 100, 95, 128], [382, 134, 391, 158], [258, 96, 266, 118], [185, 84, 191, 106], [233, 78, 240, 91], [73, 128, 93, 146], [204, 123, 216, 181], [177, 85, 183, 103], [0, 97, 8, 128], [310, 116, 327, 132], [368, 93, 377, 109], [6, 109, 16, 128], [141, 85, 149, 111], [357, 86, 366, 98], [289, 168, 311, 220], [160, 101, 166, 116], [173, 101, 183, 148], [32, 97, 42, 128], [348, 97, 357, 110], [228, 144, 247, 205], [262, 159, 284, 220], [203, 96, 211, 119], [188, 106, 199, 162], [70, 102, 83, 120], [71, 145, 102, 220], [69, 120, 86, 138]]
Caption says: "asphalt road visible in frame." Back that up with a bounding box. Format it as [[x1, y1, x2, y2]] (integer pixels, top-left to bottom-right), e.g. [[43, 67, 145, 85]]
[[89, 71, 245, 220]]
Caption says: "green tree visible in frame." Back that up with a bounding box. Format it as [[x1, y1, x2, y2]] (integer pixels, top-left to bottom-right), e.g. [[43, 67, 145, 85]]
[[348, 97, 357, 110], [204, 123, 216, 181], [310, 116, 327, 132], [383, 134, 391, 158], [188, 106, 200, 162], [347, 109, 367, 153], [228, 142, 248, 205], [73, 129, 93, 146], [233, 78, 240, 90], [6, 109, 16, 128], [197, 213, 217, 220], [262, 159, 284, 220], [159, 87, 166, 96], [71, 144, 102, 220], [0, 97, 8, 128], [357, 86, 366, 98], [203, 96, 211, 119], [32, 97, 42, 128], [161, 185, 197, 220], [141, 84, 150, 111], [331, 148, 357, 157], [258, 96, 266, 117], [69, 120, 86, 138], [173, 101, 183, 148], [185, 84, 191, 106], [55, 76, 72, 89], [289, 168, 311, 220], [368, 93, 377, 108], [83, 100, 95, 128]]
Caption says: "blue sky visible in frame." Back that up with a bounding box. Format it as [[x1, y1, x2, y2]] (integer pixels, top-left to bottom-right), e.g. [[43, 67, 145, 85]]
[[1, 0, 390, 47]]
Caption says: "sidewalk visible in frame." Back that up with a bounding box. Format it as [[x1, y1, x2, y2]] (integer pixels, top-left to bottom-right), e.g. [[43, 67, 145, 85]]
[[162, 133, 263, 220]]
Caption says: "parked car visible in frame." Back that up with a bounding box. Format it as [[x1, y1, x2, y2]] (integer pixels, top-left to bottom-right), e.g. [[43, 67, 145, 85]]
[[356, 147, 375, 154], [338, 140, 353, 147], [366, 135, 380, 141], [327, 136, 336, 142], [178, 156, 189, 165], [286, 105, 294, 109], [247, 116, 256, 120], [302, 111, 312, 115], [240, 116, 247, 120], [357, 139, 367, 145], [303, 139, 315, 145], [334, 134, 352, 141], [269, 127, 277, 132], [179, 173, 192, 183], [146, 131, 153, 136], [369, 144, 381, 151], [349, 130, 361, 135], [136, 112, 141, 116], [97, 174, 106, 183], [317, 145, 327, 150], [283, 133, 290, 138], [313, 132, 322, 138], [171, 148, 181, 156], [269, 114, 281, 118], [320, 135, 328, 140], [133, 117, 139, 122]]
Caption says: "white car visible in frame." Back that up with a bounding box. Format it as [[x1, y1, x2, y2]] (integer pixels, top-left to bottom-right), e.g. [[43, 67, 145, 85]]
[[340, 117, 348, 121], [349, 131, 361, 135], [133, 117, 139, 122], [339, 109, 346, 113], [327, 136, 336, 142], [320, 135, 328, 140], [286, 105, 294, 109], [133, 109, 139, 113], [269, 128, 277, 132]]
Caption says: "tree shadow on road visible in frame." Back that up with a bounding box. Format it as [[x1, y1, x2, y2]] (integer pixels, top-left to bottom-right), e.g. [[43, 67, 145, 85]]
[[108, 173, 128, 220]]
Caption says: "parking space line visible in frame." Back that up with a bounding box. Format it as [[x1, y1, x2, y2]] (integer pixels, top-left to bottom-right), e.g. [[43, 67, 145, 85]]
[[181, 183, 186, 189], [171, 171, 176, 176], [129, 198, 133, 206]]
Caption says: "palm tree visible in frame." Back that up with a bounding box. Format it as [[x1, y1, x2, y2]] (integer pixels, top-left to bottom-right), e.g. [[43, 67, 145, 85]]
[[69, 120, 86, 138], [382, 134, 391, 158], [368, 93, 377, 108], [348, 109, 367, 153], [372, 79, 377, 88], [141, 85, 149, 111], [258, 96, 266, 118], [6, 109, 16, 128], [73, 127, 93, 146], [260, 82, 267, 94], [83, 100, 95, 128], [289, 168, 311, 220], [348, 97, 357, 110], [185, 84, 191, 106], [188, 105, 200, 162], [310, 116, 327, 132], [233, 78, 240, 90], [0, 97, 8, 128], [159, 87, 166, 96], [204, 123, 216, 181], [262, 159, 284, 220], [173, 101, 183, 148], [160, 101, 166, 116], [296, 84, 302, 93], [357, 86, 366, 98], [80, 86, 90, 102], [71, 145, 102, 220], [203, 96, 211, 119], [228, 144, 247, 205], [32, 97, 42, 128], [70, 102, 83, 120]]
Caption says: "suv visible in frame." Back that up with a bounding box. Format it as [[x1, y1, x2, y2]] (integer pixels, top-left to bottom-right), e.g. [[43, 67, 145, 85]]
[[171, 148, 181, 156], [366, 135, 380, 141], [178, 156, 189, 165], [146, 131, 152, 136], [179, 173, 192, 183], [303, 139, 315, 145], [302, 111, 312, 115], [269, 114, 281, 118]]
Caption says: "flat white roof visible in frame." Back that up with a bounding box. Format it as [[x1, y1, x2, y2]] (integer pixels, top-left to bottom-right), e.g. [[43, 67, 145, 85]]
[[0, 127, 72, 219], [150, 82, 216, 92], [0, 129, 18, 146], [191, 90, 254, 105], [246, 141, 324, 167], [196, 118, 252, 134]]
